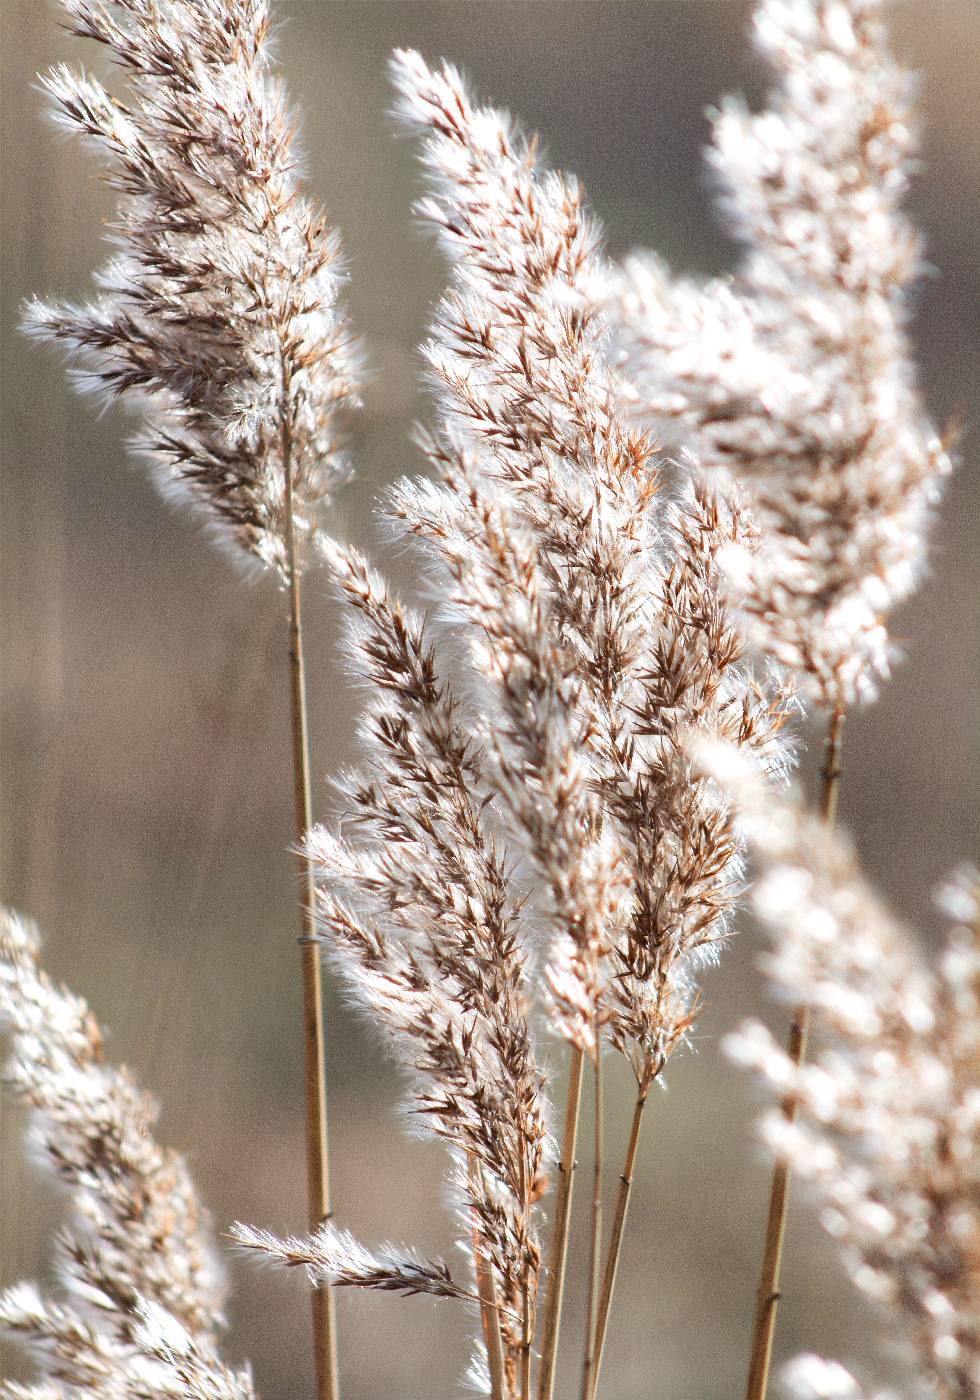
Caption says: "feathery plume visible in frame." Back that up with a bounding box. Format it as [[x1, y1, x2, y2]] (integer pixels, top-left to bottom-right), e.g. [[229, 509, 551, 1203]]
[[713, 754, 980, 1397], [390, 46, 648, 1048], [25, 0, 359, 573], [26, 9, 357, 1393], [602, 481, 792, 1085], [224, 536, 549, 1394], [389, 50, 789, 1078], [612, 0, 951, 705], [231, 1223, 486, 1309], [0, 908, 255, 1400], [386, 52, 790, 1400]]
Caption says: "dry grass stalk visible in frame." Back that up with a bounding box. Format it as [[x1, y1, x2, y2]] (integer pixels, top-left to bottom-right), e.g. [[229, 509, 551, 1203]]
[[580, 1035, 604, 1400], [745, 701, 846, 1400], [386, 53, 790, 1398], [223, 41, 787, 1398]]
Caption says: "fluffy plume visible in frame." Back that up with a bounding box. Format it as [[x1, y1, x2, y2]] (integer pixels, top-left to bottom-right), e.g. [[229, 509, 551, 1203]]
[[612, 0, 951, 704], [0, 908, 255, 1400], [388, 50, 789, 1084], [602, 482, 792, 1083], [236, 56, 787, 1396], [261, 522, 550, 1396], [713, 756, 980, 1397], [307, 538, 545, 1387], [24, 0, 359, 573]]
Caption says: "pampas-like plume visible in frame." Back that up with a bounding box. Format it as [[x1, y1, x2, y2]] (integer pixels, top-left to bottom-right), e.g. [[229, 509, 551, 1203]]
[[25, 0, 359, 574], [713, 755, 980, 1397], [230, 1223, 486, 1309], [0, 908, 255, 1400], [387, 50, 787, 1400], [239, 56, 787, 1399], [611, 7, 954, 1388], [389, 47, 789, 1083], [612, 0, 951, 706], [26, 9, 360, 1393], [390, 46, 649, 1052], [308, 538, 545, 1394]]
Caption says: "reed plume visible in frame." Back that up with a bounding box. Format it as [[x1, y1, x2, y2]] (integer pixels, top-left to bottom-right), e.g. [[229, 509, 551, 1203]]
[[391, 49, 792, 1399], [25, 0, 359, 575], [715, 754, 980, 1399], [612, 0, 951, 709], [24, 6, 361, 1394], [234, 50, 789, 1400], [236, 533, 549, 1400], [0, 907, 256, 1400], [11, 3, 967, 1399], [609, 5, 955, 1387]]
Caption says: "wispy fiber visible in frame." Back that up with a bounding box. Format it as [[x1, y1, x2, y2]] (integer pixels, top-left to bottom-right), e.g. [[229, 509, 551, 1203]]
[[24, 10, 362, 1395], [389, 47, 789, 1082], [15, 3, 965, 1399], [305, 537, 545, 1394]]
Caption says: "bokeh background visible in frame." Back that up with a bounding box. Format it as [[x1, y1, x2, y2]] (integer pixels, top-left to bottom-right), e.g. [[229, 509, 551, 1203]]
[[2, 2, 977, 1397]]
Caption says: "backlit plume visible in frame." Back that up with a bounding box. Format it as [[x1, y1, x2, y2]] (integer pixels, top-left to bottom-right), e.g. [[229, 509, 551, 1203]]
[[612, 0, 951, 705], [231, 52, 788, 1398], [11, 1, 965, 1398], [715, 754, 980, 1398], [24, 0, 359, 574]]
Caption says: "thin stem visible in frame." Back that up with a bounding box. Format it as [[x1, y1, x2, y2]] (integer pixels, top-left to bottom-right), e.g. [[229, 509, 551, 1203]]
[[743, 700, 846, 1400], [536, 1043, 585, 1400], [588, 1067, 652, 1400], [282, 396, 339, 1400], [580, 1030, 604, 1400], [519, 1139, 532, 1400], [468, 1155, 506, 1400], [818, 701, 846, 827], [521, 1290, 532, 1400]]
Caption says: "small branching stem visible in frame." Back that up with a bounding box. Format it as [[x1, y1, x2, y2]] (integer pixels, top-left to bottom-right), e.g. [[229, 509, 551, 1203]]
[[743, 701, 846, 1400], [580, 1030, 604, 1400], [536, 1043, 585, 1400], [282, 390, 339, 1400], [588, 1064, 653, 1400]]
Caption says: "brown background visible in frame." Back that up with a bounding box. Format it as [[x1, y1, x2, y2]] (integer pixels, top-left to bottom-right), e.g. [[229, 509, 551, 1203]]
[[2, 3, 978, 1397]]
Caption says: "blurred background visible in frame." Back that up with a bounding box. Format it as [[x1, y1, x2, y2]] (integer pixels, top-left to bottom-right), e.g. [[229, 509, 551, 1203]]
[[2, 2, 977, 1397]]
